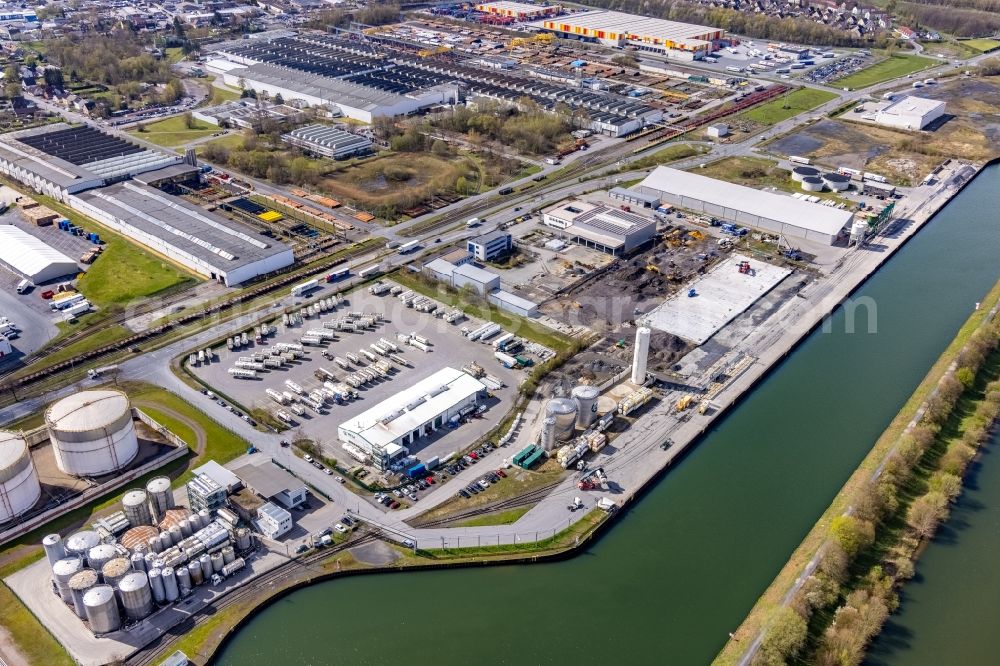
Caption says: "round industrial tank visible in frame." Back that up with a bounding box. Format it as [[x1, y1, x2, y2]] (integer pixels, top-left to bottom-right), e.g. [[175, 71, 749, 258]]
[[87, 543, 118, 573], [631, 326, 651, 385], [179, 517, 193, 538], [52, 557, 83, 604], [145, 476, 173, 522], [197, 509, 210, 529], [822, 172, 850, 191], [117, 571, 153, 621], [540, 417, 557, 451], [45, 390, 138, 477], [222, 546, 235, 565], [169, 525, 182, 546], [161, 566, 179, 602], [210, 551, 224, 573], [83, 585, 121, 634], [157, 508, 191, 532], [122, 489, 153, 527], [65, 530, 100, 559], [147, 536, 162, 554], [791, 165, 820, 182], [130, 551, 146, 573], [0, 430, 41, 522], [121, 525, 159, 552], [148, 568, 165, 604], [801, 176, 825, 192], [235, 528, 252, 552], [101, 557, 131, 588], [199, 554, 212, 580], [174, 564, 190, 594], [545, 398, 578, 442], [189, 560, 204, 586], [42, 534, 67, 567], [571, 386, 600, 429], [68, 569, 99, 619]]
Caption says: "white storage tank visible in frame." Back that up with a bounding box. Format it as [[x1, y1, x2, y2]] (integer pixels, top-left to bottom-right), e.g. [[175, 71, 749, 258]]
[[174, 564, 190, 594], [130, 551, 147, 573], [145, 476, 173, 523], [45, 390, 138, 477], [211, 551, 225, 573], [235, 528, 252, 552], [0, 430, 41, 522], [162, 566, 179, 602], [791, 165, 820, 182], [65, 530, 100, 559], [68, 569, 99, 619], [197, 509, 210, 529], [101, 557, 132, 589], [801, 176, 825, 192], [83, 585, 121, 634], [571, 386, 600, 429], [118, 571, 154, 621], [52, 557, 83, 604], [189, 560, 204, 586], [822, 172, 851, 191], [122, 489, 153, 527], [87, 543, 118, 573], [222, 546, 235, 565], [148, 568, 165, 604], [540, 417, 557, 451], [42, 534, 66, 567], [631, 327, 651, 385], [545, 398, 578, 442]]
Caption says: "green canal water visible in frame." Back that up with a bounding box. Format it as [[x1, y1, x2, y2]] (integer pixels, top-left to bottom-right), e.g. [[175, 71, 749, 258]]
[[216, 165, 1000, 665]]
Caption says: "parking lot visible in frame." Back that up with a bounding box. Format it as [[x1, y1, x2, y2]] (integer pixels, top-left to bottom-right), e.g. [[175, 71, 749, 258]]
[[191, 282, 536, 469]]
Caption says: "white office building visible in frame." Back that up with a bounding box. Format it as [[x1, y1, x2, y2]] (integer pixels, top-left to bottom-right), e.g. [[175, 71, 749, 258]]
[[256, 502, 292, 540]]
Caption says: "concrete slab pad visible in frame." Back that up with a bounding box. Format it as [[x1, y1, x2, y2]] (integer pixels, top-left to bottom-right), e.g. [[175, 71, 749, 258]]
[[643, 255, 792, 344]]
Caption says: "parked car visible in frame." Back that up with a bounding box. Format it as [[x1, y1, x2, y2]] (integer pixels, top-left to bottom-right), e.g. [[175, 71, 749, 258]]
[[408, 492, 418, 501], [459, 489, 470, 498], [334, 523, 348, 534], [392, 489, 403, 498], [496, 469, 507, 478]]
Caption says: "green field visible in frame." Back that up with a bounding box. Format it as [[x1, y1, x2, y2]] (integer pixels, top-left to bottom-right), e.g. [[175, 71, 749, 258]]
[[202, 76, 243, 105], [630, 143, 708, 170], [131, 114, 219, 147], [835, 54, 936, 89], [77, 232, 196, 305], [961, 38, 1000, 53], [740, 88, 838, 125], [456, 506, 532, 527]]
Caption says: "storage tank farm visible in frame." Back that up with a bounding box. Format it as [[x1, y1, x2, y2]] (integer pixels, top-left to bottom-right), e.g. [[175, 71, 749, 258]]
[[45, 390, 139, 477], [0, 430, 41, 522]]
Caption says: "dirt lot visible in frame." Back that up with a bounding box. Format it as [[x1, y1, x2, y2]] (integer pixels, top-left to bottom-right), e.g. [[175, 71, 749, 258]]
[[767, 74, 1000, 184]]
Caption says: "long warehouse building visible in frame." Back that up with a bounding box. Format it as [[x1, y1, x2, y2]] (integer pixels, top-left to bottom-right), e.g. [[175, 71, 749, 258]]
[[70, 182, 293, 286], [338, 367, 486, 470], [636, 167, 854, 245], [0, 226, 79, 283], [534, 10, 724, 60]]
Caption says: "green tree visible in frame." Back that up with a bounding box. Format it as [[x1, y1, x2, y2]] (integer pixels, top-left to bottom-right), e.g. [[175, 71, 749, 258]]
[[907, 491, 948, 538], [829, 515, 874, 558], [431, 139, 450, 156], [955, 366, 975, 390], [183, 111, 195, 129], [173, 16, 186, 38], [753, 607, 807, 666]]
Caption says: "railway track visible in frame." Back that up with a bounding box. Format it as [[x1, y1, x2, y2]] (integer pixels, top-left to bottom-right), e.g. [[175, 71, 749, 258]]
[[125, 532, 379, 666], [411, 478, 567, 529]]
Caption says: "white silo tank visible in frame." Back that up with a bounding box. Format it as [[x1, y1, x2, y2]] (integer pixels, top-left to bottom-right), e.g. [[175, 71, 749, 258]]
[[189, 560, 204, 586], [83, 585, 121, 634], [45, 390, 138, 477], [849, 219, 869, 246], [147, 536, 162, 554], [169, 525, 182, 547], [801, 176, 825, 192], [632, 327, 651, 385], [545, 399, 578, 442], [52, 557, 83, 604], [145, 476, 173, 523], [65, 530, 100, 559], [571, 386, 600, 429], [211, 551, 225, 573], [222, 546, 235, 565], [87, 543, 118, 573], [101, 557, 132, 589], [118, 571, 153, 621], [0, 430, 41, 522], [68, 568, 99, 619], [174, 564, 190, 594], [199, 554, 212, 579], [161, 566, 179, 602], [148, 568, 165, 604], [235, 528, 252, 552], [122, 489, 153, 527], [42, 534, 66, 567], [131, 552, 146, 573], [197, 509, 210, 529], [540, 417, 557, 451]]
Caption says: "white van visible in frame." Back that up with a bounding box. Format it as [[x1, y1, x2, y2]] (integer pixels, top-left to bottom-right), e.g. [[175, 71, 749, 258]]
[[15, 279, 31, 294]]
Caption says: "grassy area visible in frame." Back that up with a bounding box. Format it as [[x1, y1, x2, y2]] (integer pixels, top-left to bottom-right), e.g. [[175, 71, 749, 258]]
[[692, 157, 849, 205], [714, 275, 1000, 666], [202, 76, 242, 105], [835, 54, 936, 89], [455, 506, 532, 527], [0, 584, 74, 666], [629, 142, 708, 171], [391, 271, 575, 354], [195, 131, 246, 156], [739, 88, 838, 125], [130, 113, 219, 148], [78, 232, 196, 305], [12, 324, 131, 378], [959, 38, 1000, 53]]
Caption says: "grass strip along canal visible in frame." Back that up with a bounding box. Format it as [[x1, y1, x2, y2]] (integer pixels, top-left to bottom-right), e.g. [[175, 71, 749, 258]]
[[212, 164, 1000, 665]]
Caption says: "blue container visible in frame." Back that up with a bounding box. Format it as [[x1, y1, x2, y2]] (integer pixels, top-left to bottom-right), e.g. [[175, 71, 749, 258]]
[[407, 463, 427, 479]]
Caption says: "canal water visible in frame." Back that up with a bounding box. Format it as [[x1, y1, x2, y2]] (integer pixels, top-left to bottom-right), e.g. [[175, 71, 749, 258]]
[[867, 435, 1000, 666], [216, 165, 1000, 665]]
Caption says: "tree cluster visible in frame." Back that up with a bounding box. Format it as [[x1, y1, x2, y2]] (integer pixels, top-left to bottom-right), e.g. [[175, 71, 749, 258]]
[[46, 33, 172, 86], [431, 102, 572, 155], [898, 1, 1000, 37]]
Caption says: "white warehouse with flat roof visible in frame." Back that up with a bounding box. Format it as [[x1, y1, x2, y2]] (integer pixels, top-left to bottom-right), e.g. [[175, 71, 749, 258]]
[[338, 367, 485, 470], [874, 95, 945, 130], [0, 226, 79, 283], [636, 167, 854, 245]]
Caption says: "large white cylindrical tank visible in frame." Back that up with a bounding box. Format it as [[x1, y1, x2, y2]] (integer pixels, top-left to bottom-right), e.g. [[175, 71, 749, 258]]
[[68, 568, 99, 619], [189, 560, 204, 586], [632, 327, 651, 385], [571, 386, 600, 429], [222, 546, 235, 565], [83, 585, 121, 634], [801, 176, 825, 192], [131, 551, 147, 573], [45, 390, 138, 477], [235, 528, 252, 552], [117, 572, 153, 621], [101, 557, 131, 589], [197, 509, 210, 529], [122, 489, 153, 527], [822, 172, 851, 191], [52, 557, 83, 604], [179, 517, 194, 538], [849, 219, 869, 246], [145, 476, 173, 523], [65, 530, 100, 559], [210, 551, 224, 573], [545, 398, 578, 442], [199, 554, 212, 580], [0, 430, 41, 522], [42, 534, 66, 567], [162, 566, 179, 602], [175, 563, 190, 594], [87, 544, 118, 573], [540, 417, 557, 451], [148, 568, 165, 604], [791, 165, 819, 182]]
